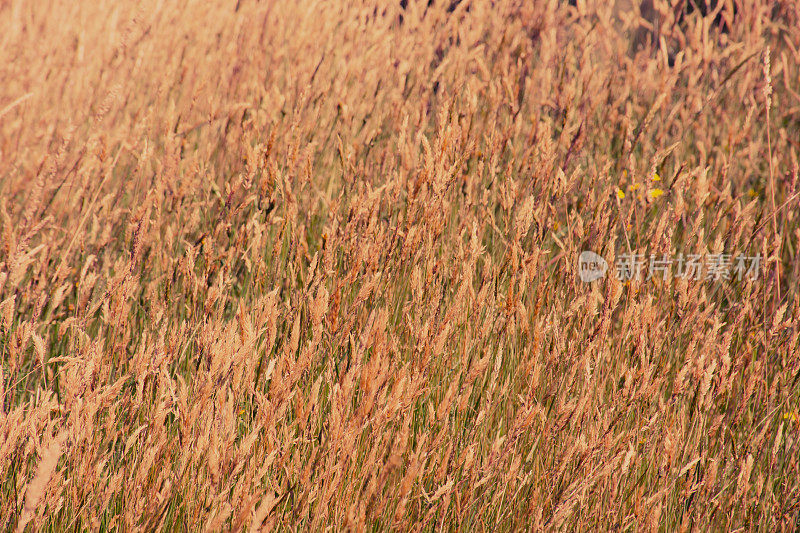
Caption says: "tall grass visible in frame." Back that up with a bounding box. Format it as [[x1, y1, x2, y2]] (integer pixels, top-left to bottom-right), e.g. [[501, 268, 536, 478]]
[[1, 0, 799, 530]]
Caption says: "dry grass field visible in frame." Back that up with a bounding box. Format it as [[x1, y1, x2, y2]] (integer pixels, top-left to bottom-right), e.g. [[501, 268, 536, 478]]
[[2, 0, 800, 530]]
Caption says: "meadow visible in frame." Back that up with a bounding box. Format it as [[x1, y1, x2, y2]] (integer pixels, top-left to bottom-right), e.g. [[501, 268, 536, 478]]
[[1, 0, 800, 530]]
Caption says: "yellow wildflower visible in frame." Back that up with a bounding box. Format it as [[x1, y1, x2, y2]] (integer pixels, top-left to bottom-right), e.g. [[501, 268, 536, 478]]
[[616, 188, 625, 200], [652, 172, 661, 182], [649, 188, 664, 199], [748, 188, 758, 199], [630, 183, 640, 192], [784, 411, 799, 423]]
